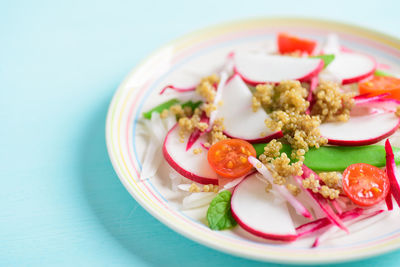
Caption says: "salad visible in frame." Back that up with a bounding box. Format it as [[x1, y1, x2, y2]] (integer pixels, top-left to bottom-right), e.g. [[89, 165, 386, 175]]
[[139, 32, 400, 247]]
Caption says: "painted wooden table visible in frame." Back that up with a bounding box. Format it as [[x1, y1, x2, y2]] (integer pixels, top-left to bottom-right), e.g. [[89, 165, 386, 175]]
[[1, 0, 399, 265]]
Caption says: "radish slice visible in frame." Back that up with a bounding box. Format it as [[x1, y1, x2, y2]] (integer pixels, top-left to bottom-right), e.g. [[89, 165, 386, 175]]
[[160, 85, 196, 95], [231, 173, 298, 241], [322, 34, 340, 55], [248, 156, 312, 219], [217, 75, 283, 143], [320, 52, 377, 85], [234, 52, 324, 85], [385, 139, 400, 207], [354, 97, 400, 113], [163, 124, 218, 185], [207, 57, 233, 130], [320, 106, 400, 146], [312, 209, 385, 247], [353, 93, 390, 105]]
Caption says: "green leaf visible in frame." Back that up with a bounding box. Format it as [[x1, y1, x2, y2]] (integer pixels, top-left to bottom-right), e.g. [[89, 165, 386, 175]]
[[253, 143, 293, 159], [181, 100, 202, 111], [142, 99, 203, 119], [374, 69, 393, 77], [206, 190, 237, 230], [311, 54, 335, 69], [142, 98, 180, 119]]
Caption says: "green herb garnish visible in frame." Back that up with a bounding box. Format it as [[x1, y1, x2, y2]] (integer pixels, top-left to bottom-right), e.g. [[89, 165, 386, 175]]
[[207, 190, 237, 230]]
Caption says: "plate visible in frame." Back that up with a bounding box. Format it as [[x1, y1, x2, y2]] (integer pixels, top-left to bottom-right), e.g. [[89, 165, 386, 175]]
[[106, 18, 400, 264]]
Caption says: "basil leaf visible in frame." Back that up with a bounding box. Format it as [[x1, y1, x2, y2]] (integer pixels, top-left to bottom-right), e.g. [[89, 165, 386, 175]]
[[206, 190, 237, 230], [311, 54, 335, 68]]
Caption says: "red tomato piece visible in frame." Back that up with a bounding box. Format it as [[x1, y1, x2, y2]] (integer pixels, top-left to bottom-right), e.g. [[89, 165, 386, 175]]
[[207, 139, 256, 178], [277, 33, 317, 55], [342, 163, 390, 207], [359, 76, 400, 100]]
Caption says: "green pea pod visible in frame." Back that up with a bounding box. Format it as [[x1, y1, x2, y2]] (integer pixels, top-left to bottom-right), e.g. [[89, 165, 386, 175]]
[[142, 99, 202, 119], [253, 143, 293, 158], [252, 143, 400, 171], [374, 69, 393, 77], [142, 99, 180, 119]]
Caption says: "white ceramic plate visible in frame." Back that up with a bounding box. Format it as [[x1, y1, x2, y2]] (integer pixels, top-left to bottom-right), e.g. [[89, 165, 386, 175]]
[[106, 18, 400, 264]]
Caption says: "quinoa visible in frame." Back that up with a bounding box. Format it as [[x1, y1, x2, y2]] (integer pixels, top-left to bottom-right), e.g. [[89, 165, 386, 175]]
[[302, 174, 320, 193], [207, 118, 228, 145], [302, 173, 340, 199], [160, 109, 169, 119], [319, 172, 341, 189], [273, 80, 309, 113], [255, 80, 327, 161], [183, 106, 194, 117], [282, 51, 302, 57], [202, 103, 216, 117], [266, 111, 327, 161], [258, 139, 282, 161], [203, 184, 219, 193], [170, 104, 185, 118], [178, 108, 209, 141], [286, 183, 301, 196], [195, 74, 220, 103], [311, 80, 355, 122], [193, 148, 202, 155], [260, 151, 303, 186], [252, 83, 274, 112], [189, 183, 201, 193], [188, 183, 218, 193], [319, 185, 340, 200], [264, 181, 273, 193], [396, 106, 400, 117]]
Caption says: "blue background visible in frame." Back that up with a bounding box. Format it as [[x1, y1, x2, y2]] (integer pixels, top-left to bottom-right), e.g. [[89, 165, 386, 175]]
[[1, 0, 400, 266]]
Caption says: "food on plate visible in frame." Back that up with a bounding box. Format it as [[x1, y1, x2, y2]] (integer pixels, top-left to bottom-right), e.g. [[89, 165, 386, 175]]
[[141, 32, 400, 247]]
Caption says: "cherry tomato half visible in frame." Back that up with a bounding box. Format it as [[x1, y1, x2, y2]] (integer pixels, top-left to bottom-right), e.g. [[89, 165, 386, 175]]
[[277, 32, 317, 55], [359, 76, 400, 100], [342, 163, 390, 207], [207, 139, 256, 178]]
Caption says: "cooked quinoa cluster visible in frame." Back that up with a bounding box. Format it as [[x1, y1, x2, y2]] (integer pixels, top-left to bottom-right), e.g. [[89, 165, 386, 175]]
[[302, 174, 340, 200], [253, 79, 352, 199], [195, 74, 220, 103], [396, 106, 400, 117], [189, 182, 219, 193], [311, 80, 355, 122], [164, 74, 228, 149]]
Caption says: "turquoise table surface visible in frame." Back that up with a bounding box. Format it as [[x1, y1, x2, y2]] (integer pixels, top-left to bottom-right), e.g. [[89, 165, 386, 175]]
[[1, 0, 400, 266]]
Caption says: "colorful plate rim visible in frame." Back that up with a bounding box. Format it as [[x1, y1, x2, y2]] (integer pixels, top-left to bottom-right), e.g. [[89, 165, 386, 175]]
[[106, 17, 400, 264]]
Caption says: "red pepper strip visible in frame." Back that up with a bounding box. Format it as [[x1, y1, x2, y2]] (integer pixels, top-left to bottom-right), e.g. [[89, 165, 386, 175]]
[[186, 112, 209, 151], [386, 190, 393, 211], [385, 139, 400, 208]]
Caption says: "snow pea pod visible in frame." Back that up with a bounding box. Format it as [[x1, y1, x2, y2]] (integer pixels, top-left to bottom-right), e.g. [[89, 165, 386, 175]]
[[253, 143, 400, 171], [143, 99, 202, 119]]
